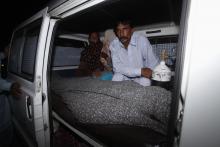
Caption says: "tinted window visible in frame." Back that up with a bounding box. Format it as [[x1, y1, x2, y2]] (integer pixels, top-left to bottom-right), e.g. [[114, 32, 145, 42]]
[[52, 39, 86, 67], [21, 20, 41, 81], [9, 30, 24, 74], [8, 19, 42, 81]]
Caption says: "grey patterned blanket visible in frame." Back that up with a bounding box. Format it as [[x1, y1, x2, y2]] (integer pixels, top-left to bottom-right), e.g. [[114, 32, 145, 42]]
[[51, 75, 172, 135]]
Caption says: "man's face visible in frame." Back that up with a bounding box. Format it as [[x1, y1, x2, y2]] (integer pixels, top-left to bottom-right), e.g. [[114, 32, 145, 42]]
[[115, 23, 133, 46], [89, 32, 99, 44]]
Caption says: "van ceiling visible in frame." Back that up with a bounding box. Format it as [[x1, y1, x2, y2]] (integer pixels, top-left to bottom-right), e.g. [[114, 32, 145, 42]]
[[58, 0, 182, 34]]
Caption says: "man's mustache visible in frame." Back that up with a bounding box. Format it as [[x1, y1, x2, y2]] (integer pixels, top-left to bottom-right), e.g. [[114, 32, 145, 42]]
[[119, 37, 128, 42]]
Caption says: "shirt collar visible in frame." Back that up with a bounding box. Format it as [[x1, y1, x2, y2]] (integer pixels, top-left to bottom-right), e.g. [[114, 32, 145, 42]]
[[130, 32, 137, 47]]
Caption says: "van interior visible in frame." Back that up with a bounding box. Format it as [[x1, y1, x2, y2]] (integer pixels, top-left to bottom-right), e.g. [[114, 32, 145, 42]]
[[49, 0, 183, 146]]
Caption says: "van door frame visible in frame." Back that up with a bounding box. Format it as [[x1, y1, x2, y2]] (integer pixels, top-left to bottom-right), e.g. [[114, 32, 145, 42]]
[[179, 0, 220, 146], [47, 0, 192, 147], [45, 0, 108, 146], [42, 18, 58, 147], [8, 7, 51, 147], [48, 0, 105, 17], [166, 0, 191, 146]]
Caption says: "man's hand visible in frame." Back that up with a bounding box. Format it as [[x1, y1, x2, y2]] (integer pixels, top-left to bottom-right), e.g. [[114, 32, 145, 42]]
[[10, 82, 22, 98], [141, 68, 152, 78]]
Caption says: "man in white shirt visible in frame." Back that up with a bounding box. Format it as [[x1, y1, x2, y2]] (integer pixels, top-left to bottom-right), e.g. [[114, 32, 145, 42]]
[[110, 20, 159, 86]]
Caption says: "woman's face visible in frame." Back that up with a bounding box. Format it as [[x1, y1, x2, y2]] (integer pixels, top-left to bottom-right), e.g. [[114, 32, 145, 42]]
[[89, 32, 99, 44]]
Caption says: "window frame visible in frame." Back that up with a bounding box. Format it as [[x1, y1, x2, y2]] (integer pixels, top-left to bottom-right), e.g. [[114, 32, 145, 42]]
[[8, 18, 43, 82]]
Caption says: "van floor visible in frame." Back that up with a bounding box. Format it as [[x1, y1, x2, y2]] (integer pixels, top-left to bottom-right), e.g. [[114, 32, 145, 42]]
[[53, 124, 91, 147]]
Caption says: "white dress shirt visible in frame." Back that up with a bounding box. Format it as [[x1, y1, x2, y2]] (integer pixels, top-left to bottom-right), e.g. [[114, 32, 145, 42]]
[[110, 32, 159, 86]]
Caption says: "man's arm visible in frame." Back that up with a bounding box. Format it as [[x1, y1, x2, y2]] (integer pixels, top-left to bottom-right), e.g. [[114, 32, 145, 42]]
[[135, 36, 159, 78], [141, 37, 159, 70]]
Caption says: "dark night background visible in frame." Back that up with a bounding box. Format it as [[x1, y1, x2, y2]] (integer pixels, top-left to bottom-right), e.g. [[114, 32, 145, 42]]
[[0, 0, 49, 50], [0, 0, 182, 50]]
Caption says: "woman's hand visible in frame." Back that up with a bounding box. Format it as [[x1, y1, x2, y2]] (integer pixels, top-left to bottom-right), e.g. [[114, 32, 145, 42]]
[[100, 57, 108, 66]]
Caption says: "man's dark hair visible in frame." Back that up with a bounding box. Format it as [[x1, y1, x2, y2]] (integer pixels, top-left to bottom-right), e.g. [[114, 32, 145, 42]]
[[114, 19, 133, 33]]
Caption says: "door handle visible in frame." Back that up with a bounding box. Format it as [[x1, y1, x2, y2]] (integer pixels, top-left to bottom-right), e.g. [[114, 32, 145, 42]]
[[26, 96, 32, 120]]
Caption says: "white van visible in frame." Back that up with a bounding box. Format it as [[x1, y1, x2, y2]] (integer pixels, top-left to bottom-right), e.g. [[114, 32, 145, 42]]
[[7, 0, 220, 147]]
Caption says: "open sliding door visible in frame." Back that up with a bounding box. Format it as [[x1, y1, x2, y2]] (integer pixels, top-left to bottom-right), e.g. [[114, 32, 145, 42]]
[[8, 7, 51, 147]]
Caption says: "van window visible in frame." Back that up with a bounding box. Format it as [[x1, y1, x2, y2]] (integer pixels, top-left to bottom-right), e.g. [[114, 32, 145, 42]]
[[9, 19, 42, 81], [52, 38, 86, 67], [21, 20, 41, 81], [9, 30, 24, 74]]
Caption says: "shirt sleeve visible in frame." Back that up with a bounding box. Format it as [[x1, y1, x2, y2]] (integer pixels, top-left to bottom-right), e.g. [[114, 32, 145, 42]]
[[110, 44, 141, 77], [141, 37, 159, 69], [0, 78, 12, 91]]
